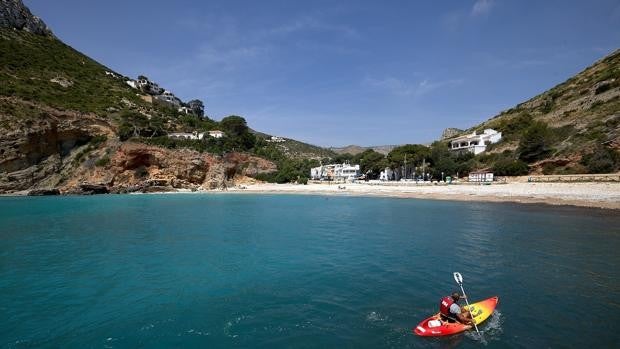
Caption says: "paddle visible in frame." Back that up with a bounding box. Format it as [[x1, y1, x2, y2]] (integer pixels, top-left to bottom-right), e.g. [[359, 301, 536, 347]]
[[453, 272, 482, 337]]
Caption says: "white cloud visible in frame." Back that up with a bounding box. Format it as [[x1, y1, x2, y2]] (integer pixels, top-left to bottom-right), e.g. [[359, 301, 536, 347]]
[[472, 0, 494, 16], [364, 77, 464, 98], [363, 77, 414, 96], [266, 15, 359, 40]]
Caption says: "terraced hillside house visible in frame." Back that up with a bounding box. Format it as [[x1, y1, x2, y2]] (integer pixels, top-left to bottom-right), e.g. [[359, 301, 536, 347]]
[[450, 129, 502, 155], [155, 90, 181, 107], [168, 131, 205, 140]]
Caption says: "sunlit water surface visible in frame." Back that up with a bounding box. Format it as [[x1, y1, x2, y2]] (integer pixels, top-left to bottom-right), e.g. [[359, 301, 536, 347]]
[[1, 194, 619, 348]]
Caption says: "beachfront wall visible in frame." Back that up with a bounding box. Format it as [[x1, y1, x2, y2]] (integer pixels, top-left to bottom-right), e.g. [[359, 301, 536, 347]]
[[450, 129, 502, 155]]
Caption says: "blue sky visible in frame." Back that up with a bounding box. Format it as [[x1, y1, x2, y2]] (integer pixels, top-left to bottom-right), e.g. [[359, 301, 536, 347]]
[[26, 0, 620, 147]]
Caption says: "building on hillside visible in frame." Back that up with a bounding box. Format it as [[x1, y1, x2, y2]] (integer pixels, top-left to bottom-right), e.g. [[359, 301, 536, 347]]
[[135, 77, 164, 95], [266, 136, 285, 143], [469, 171, 494, 182], [178, 106, 192, 114], [105, 71, 121, 79], [310, 162, 361, 181], [208, 130, 225, 138], [154, 90, 181, 107], [168, 131, 205, 140], [449, 129, 502, 155]]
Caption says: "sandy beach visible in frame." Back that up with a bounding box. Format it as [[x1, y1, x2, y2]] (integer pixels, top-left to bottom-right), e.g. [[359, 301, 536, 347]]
[[5, 179, 619, 210], [226, 181, 620, 210]]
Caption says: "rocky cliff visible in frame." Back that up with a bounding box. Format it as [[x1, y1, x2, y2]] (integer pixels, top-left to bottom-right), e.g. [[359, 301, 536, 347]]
[[0, 0, 52, 36], [64, 142, 276, 194], [0, 1, 279, 195], [441, 128, 463, 140], [0, 97, 275, 194]]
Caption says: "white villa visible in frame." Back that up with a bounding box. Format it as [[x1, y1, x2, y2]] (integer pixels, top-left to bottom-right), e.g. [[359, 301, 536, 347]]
[[310, 162, 361, 181], [450, 129, 502, 155], [168, 130, 225, 140], [267, 136, 286, 143], [135, 77, 164, 95], [266, 136, 285, 143], [168, 131, 205, 140], [208, 130, 224, 138], [178, 106, 192, 114]]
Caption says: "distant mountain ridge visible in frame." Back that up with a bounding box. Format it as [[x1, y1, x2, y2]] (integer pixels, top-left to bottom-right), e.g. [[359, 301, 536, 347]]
[[330, 144, 397, 156]]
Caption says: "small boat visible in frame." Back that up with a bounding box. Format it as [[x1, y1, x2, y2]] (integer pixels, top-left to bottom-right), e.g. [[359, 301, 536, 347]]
[[413, 296, 499, 337]]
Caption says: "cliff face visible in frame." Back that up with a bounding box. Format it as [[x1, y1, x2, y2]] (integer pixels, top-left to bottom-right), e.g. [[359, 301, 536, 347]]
[[0, 0, 52, 36], [0, 97, 114, 192], [0, 1, 280, 194], [64, 143, 276, 194], [0, 98, 276, 194]]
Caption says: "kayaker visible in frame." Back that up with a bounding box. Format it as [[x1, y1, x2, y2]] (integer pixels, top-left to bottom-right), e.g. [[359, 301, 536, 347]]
[[439, 292, 473, 325]]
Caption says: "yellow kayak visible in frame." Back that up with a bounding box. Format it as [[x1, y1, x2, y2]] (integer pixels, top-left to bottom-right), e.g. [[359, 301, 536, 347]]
[[414, 296, 499, 336]]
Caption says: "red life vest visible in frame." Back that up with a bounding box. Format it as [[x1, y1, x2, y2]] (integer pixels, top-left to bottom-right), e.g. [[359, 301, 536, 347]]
[[439, 296, 454, 316]]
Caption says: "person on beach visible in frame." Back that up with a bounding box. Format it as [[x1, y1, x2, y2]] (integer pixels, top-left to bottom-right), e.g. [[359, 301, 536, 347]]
[[439, 292, 474, 325]]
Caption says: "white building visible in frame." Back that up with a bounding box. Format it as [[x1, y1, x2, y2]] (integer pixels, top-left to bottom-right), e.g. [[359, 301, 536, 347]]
[[168, 131, 205, 140], [208, 130, 224, 138], [136, 78, 164, 95], [379, 167, 394, 181], [310, 163, 360, 181], [155, 90, 181, 107], [469, 172, 494, 182], [266, 136, 285, 143], [178, 106, 192, 114], [450, 129, 502, 155]]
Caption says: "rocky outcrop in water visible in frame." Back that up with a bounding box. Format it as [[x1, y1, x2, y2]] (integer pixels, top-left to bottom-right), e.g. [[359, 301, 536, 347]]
[[27, 188, 60, 196], [0, 0, 53, 36]]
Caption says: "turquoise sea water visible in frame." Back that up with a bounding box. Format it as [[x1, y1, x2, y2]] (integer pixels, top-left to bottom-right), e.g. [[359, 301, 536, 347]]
[[1, 194, 619, 348]]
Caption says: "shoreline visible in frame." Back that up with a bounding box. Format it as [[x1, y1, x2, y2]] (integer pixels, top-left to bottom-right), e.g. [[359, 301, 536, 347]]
[[225, 182, 620, 210], [2, 182, 619, 210]]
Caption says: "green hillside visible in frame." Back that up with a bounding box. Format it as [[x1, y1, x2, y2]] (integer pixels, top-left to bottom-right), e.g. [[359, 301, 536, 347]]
[[0, 26, 337, 187], [449, 49, 620, 174], [0, 29, 140, 113]]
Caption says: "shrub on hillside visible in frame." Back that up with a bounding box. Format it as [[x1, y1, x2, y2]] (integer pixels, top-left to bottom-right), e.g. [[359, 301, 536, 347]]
[[581, 146, 619, 173], [518, 121, 553, 162], [95, 155, 110, 167], [493, 158, 529, 176]]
